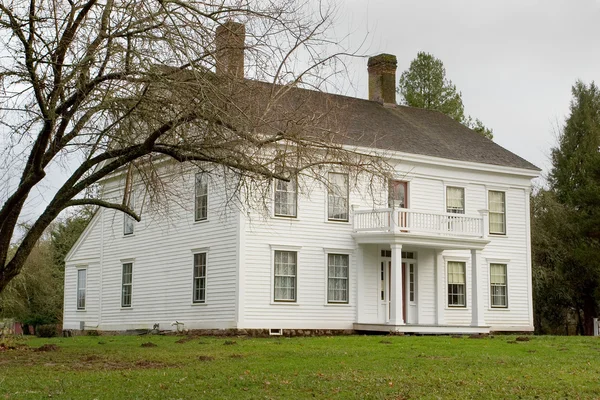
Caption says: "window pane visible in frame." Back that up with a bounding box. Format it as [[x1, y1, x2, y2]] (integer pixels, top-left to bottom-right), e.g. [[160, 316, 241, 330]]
[[488, 191, 505, 234], [122, 263, 133, 307], [327, 254, 349, 303], [274, 177, 297, 217], [123, 191, 135, 235], [195, 173, 208, 221], [193, 253, 207, 303], [447, 261, 466, 307], [274, 251, 297, 301], [328, 173, 349, 221], [490, 263, 507, 307], [446, 187, 464, 214], [77, 269, 86, 310]]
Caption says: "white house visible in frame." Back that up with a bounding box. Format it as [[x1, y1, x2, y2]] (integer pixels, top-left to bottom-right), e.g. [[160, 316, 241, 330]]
[[63, 23, 539, 335]]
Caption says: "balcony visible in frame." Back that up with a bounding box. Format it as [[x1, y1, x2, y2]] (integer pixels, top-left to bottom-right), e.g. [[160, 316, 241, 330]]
[[352, 208, 489, 249]]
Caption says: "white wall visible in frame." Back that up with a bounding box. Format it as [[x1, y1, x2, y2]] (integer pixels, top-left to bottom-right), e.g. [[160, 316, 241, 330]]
[[64, 166, 240, 331]]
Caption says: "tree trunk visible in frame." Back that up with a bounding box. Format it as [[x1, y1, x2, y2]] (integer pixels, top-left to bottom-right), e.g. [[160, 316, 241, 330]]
[[583, 295, 597, 336]]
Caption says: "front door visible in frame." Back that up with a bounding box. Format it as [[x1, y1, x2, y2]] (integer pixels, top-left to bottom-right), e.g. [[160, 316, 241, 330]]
[[379, 251, 418, 324]]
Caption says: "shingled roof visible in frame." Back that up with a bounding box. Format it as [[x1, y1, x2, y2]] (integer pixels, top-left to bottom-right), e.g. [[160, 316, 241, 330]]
[[320, 92, 540, 171]]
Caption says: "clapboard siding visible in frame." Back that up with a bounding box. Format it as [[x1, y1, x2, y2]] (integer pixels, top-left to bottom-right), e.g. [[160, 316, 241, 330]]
[[64, 167, 240, 331], [65, 154, 535, 332]]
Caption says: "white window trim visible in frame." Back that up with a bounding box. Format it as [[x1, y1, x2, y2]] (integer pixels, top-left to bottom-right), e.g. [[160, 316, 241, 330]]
[[487, 189, 507, 236], [191, 250, 209, 305], [487, 258, 510, 310], [120, 260, 134, 309], [323, 248, 354, 306], [445, 259, 468, 309], [326, 172, 350, 223], [270, 245, 301, 305], [272, 176, 298, 219], [194, 172, 209, 222], [76, 266, 87, 311]]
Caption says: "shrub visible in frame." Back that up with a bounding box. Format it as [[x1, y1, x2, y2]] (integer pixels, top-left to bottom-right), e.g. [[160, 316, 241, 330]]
[[85, 330, 100, 336], [36, 325, 58, 338]]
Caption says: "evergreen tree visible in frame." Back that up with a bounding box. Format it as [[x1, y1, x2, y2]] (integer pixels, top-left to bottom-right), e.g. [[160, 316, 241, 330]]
[[547, 80, 600, 335], [398, 52, 493, 139]]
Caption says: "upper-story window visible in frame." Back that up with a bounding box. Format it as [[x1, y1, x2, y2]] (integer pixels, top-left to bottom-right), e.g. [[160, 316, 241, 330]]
[[328, 172, 349, 221], [488, 191, 506, 235], [195, 173, 208, 221], [123, 191, 135, 235], [446, 186, 465, 214], [389, 180, 408, 208], [274, 177, 297, 218]]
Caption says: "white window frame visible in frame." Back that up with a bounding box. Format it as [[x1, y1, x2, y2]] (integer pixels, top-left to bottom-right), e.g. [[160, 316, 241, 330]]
[[76, 268, 87, 311], [488, 190, 506, 235], [270, 245, 301, 304], [274, 176, 297, 218], [490, 262, 508, 308], [123, 190, 135, 236], [192, 252, 207, 304], [447, 261, 466, 307], [446, 186, 465, 214], [327, 172, 349, 222], [327, 253, 350, 304], [195, 172, 208, 222], [409, 263, 416, 303], [121, 262, 133, 308]]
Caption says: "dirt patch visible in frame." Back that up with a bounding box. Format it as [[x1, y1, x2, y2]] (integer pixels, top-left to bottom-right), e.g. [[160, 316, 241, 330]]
[[175, 336, 197, 344], [516, 336, 530, 342], [451, 335, 463, 339], [198, 355, 215, 361], [379, 340, 392, 345], [141, 342, 157, 348], [36, 344, 59, 352], [223, 340, 236, 346], [230, 354, 244, 359]]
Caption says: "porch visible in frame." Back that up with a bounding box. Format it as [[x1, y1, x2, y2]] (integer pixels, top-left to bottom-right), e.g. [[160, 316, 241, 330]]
[[352, 209, 492, 335], [353, 323, 490, 335]]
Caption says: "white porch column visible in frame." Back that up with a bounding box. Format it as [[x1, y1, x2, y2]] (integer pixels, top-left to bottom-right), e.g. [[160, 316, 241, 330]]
[[434, 250, 445, 326], [471, 249, 485, 327], [356, 244, 365, 324], [389, 243, 404, 325]]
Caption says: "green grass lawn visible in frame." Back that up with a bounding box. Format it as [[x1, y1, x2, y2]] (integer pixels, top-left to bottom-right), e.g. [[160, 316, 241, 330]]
[[1, 334, 600, 399]]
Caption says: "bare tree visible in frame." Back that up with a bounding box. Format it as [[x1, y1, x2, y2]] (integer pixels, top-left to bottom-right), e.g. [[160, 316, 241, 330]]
[[0, 0, 386, 292]]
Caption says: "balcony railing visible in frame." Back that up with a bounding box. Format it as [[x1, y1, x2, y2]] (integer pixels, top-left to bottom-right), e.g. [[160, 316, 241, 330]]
[[353, 208, 484, 238]]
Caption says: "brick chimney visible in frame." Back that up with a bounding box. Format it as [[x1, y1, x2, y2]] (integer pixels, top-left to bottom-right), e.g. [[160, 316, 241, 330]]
[[215, 21, 245, 78], [367, 54, 397, 105]]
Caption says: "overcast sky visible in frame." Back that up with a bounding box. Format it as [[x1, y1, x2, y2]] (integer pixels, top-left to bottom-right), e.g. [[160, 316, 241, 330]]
[[331, 0, 600, 183]]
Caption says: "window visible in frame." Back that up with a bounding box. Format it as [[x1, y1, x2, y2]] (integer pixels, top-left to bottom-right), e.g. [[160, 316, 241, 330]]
[[121, 262, 133, 307], [490, 263, 508, 308], [77, 269, 86, 310], [274, 250, 297, 302], [195, 173, 208, 221], [328, 254, 349, 303], [447, 261, 466, 307], [192, 253, 207, 303], [274, 177, 297, 217], [123, 191, 135, 235], [446, 187, 465, 214], [389, 180, 408, 208], [409, 264, 415, 302], [489, 191, 506, 235], [328, 172, 349, 221]]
